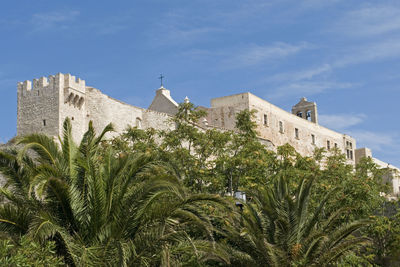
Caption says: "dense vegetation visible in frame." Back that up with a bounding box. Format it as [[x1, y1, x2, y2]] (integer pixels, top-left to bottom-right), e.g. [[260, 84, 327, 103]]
[[0, 101, 399, 266]]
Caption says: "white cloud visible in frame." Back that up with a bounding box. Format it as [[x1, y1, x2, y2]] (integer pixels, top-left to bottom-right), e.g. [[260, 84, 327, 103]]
[[348, 130, 398, 152], [319, 114, 365, 130], [267, 64, 332, 83], [31, 10, 80, 31], [224, 42, 311, 68], [334, 37, 400, 67], [269, 81, 355, 99], [168, 27, 221, 42], [337, 6, 400, 37]]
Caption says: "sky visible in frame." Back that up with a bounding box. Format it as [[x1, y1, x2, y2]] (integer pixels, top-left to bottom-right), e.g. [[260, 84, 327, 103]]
[[0, 0, 399, 166]]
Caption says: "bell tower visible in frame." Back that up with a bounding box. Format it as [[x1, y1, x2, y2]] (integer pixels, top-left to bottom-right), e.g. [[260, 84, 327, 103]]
[[291, 97, 318, 124]]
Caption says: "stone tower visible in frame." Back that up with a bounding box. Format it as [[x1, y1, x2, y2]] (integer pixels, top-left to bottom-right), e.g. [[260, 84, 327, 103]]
[[291, 97, 318, 124], [17, 73, 87, 141]]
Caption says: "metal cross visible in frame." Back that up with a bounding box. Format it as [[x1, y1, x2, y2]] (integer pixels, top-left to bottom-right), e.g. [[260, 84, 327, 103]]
[[159, 74, 165, 87]]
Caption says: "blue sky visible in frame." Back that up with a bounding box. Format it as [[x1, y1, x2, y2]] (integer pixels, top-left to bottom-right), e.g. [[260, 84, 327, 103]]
[[0, 0, 399, 166]]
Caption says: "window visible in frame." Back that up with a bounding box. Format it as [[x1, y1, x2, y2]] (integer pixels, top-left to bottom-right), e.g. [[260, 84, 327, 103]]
[[279, 121, 284, 133], [345, 141, 353, 160], [71, 117, 74, 121], [136, 117, 142, 129], [263, 114, 268, 126], [297, 112, 302, 118], [295, 128, 299, 139], [311, 134, 315, 145], [78, 97, 84, 108], [334, 143, 338, 148], [306, 110, 312, 121], [37, 91, 40, 96], [327, 140, 330, 150], [43, 119, 46, 126], [346, 149, 354, 160]]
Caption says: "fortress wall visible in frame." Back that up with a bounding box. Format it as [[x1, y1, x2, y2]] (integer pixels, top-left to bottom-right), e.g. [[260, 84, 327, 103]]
[[206, 92, 356, 163], [248, 93, 356, 162], [59, 74, 87, 141], [207, 93, 249, 130], [85, 87, 143, 138], [142, 109, 175, 131], [17, 75, 60, 137]]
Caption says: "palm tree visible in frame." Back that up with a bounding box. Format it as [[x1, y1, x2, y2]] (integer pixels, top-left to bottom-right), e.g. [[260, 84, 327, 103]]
[[226, 176, 370, 266], [0, 119, 231, 266]]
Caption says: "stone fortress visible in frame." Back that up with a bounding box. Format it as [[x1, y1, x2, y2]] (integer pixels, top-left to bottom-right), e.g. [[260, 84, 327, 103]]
[[14, 73, 400, 197]]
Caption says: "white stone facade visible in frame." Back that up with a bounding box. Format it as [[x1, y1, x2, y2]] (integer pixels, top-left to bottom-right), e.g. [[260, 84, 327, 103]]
[[205, 92, 356, 164], [17, 73, 174, 141], [15, 73, 399, 195]]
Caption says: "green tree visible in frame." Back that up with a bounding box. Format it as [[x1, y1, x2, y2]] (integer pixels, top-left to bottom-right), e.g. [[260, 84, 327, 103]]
[[364, 202, 400, 266], [225, 176, 370, 266], [0, 236, 64, 266], [0, 119, 231, 266]]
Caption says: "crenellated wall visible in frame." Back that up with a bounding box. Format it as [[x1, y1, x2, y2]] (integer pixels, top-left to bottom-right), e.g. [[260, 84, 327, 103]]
[[17, 74, 63, 138], [17, 73, 175, 142]]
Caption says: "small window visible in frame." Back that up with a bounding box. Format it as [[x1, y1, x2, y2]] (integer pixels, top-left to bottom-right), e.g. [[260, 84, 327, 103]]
[[311, 134, 315, 145], [327, 140, 330, 150], [295, 128, 299, 139], [279, 121, 284, 133], [43, 119, 46, 126], [263, 114, 268, 126], [136, 117, 142, 129], [306, 110, 312, 121], [346, 149, 353, 160], [71, 117, 74, 121], [297, 112, 302, 118], [37, 91, 40, 96], [334, 143, 338, 148]]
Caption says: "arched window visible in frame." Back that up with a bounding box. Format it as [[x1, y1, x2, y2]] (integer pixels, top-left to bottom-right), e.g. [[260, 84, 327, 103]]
[[73, 95, 79, 106], [67, 93, 74, 103], [136, 117, 142, 129], [306, 110, 312, 121], [78, 97, 84, 108]]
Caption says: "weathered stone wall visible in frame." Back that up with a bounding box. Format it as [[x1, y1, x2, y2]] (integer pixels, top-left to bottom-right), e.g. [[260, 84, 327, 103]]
[[17, 75, 61, 138], [59, 74, 87, 141], [206, 93, 250, 130], [17, 74, 176, 142], [206, 92, 356, 164], [357, 148, 400, 196], [85, 87, 175, 138], [249, 93, 356, 163], [85, 87, 142, 138]]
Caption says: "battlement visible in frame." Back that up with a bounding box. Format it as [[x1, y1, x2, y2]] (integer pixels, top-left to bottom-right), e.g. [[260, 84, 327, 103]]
[[63, 73, 86, 92], [17, 73, 86, 93]]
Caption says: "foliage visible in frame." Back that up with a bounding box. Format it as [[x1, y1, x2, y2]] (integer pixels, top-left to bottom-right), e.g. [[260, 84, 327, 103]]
[[0, 100, 397, 265], [224, 176, 370, 266], [363, 202, 400, 266], [0, 235, 63, 266], [0, 118, 231, 266]]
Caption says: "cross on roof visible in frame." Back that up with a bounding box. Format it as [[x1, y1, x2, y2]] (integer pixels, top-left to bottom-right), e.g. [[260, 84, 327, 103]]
[[158, 74, 165, 87]]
